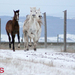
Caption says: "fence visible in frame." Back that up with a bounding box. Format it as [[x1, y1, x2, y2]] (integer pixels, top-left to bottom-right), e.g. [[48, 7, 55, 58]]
[[0, 10, 75, 52], [0, 18, 1, 42]]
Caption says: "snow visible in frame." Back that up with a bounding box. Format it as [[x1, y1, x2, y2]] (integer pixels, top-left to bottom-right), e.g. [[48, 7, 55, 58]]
[[0, 49, 75, 75], [1, 34, 75, 42]]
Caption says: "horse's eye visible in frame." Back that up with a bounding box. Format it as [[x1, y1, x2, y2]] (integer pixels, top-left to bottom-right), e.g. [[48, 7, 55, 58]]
[[30, 10, 32, 12], [36, 12, 37, 14]]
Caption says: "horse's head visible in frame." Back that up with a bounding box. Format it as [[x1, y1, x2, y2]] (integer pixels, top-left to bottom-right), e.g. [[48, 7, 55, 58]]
[[13, 10, 19, 21], [36, 8, 42, 19], [30, 7, 36, 18]]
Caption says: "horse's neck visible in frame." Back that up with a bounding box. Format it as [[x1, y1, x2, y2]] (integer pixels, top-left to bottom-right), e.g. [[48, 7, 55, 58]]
[[12, 17, 18, 28], [29, 17, 36, 23], [13, 16, 15, 21], [12, 17, 18, 24], [36, 16, 42, 22]]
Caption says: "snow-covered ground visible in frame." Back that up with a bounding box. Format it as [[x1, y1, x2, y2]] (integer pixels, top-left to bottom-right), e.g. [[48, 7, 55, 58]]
[[1, 34, 75, 42], [0, 49, 75, 75]]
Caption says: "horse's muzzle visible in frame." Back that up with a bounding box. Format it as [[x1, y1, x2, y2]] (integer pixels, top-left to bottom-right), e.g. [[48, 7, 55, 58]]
[[32, 14, 36, 17]]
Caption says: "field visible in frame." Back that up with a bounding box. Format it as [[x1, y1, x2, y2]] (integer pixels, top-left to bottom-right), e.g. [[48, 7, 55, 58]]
[[0, 48, 75, 75]]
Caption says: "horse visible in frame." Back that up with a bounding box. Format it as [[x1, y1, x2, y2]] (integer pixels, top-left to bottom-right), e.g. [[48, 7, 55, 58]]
[[6, 10, 20, 51], [23, 7, 42, 51], [28, 8, 42, 47]]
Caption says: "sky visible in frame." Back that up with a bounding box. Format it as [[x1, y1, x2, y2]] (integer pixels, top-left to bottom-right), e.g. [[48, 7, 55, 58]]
[[0, 0, 75, 18]]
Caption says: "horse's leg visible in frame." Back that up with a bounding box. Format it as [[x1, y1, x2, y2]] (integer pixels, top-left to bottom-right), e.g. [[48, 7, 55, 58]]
[[23, 34, 26, 51], [29, 37, 32, 47], [33, 38, 37, 51], [23, 31, 29, 51], [7, 31, 11, 48], [12, 34, 15, 51], [17, 31, 20, 48], [26, 35, 29, 50]]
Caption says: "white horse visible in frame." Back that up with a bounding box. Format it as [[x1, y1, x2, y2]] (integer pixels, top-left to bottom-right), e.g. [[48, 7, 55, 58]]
[[23, 7, 42, 51], [29, 8, 42, 46]]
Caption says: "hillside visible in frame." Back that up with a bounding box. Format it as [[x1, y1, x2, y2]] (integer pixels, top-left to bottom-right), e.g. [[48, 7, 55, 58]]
[[0, 16, 75, 37]]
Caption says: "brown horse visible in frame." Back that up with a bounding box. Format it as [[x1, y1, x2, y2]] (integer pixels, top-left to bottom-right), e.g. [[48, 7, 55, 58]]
[[6, 10, 20, 51]]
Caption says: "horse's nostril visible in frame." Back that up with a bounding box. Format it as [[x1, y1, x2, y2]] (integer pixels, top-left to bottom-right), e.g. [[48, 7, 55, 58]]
[[32, 14, 35, 17], [39, 15, 42, 19], [39, 15, 42, 18]]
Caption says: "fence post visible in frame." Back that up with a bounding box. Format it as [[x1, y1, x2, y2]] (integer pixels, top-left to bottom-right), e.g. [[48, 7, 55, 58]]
[[0, 18, 1, 43], [43, 12, 47, 48], [57, 34, 59, 44], [64, 10, 67, 52]]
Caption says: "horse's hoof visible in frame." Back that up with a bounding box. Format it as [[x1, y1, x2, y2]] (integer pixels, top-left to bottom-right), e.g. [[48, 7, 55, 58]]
[[27, 49, 29, 51], [29, 45, 32, 47], [13, 50, 15, 52], [34, 48, 36, 51], [18, 47, 20, 48], [18, 43, 20, 48], [24, 49, 29, 52], [24, 50, 27, 52]]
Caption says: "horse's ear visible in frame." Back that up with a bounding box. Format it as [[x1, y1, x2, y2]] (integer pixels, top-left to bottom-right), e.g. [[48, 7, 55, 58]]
[[17, 10, 20, 12], [13, 10, 15, 13]]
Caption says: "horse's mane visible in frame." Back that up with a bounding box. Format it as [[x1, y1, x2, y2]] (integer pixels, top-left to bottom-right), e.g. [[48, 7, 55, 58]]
[[37, 19, 42, 27]]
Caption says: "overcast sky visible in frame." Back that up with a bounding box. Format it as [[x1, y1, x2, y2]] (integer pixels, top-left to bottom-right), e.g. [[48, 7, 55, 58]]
[[0, 0, 75, 18]]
